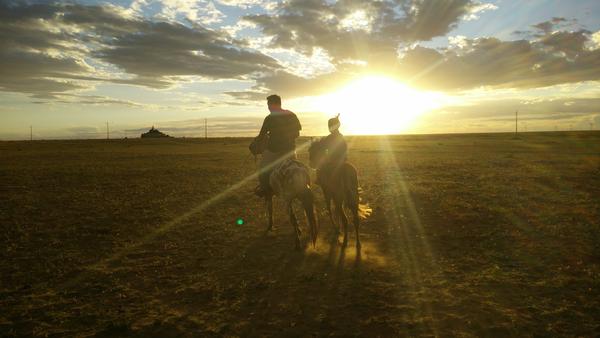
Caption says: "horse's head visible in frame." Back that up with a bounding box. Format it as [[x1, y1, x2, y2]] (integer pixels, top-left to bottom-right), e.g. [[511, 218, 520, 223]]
[[308, 138, 326, 169]]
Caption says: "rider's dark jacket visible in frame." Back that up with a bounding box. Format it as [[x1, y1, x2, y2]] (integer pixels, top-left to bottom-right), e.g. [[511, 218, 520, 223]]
[[320, 131, 347, 172], [258, 109, 301, 153]]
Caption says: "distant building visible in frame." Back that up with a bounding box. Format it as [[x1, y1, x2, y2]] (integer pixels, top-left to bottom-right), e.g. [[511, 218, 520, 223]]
[[141, 126, 171, 138]]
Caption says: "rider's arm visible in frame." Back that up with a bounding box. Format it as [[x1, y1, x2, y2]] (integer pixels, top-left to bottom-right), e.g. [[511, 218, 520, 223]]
[[293, 114, 301, 137], [340, 138, 348, 160], [320, 134, 332, 150], [258, 116, 270, 137]]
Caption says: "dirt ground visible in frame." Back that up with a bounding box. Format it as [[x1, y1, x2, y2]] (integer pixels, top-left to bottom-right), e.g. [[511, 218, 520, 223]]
[[1, 132, 599, 337]]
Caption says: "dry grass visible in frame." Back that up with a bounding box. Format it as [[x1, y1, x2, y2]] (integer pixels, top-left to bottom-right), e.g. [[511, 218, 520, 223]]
[[1, 132, 599, 336]]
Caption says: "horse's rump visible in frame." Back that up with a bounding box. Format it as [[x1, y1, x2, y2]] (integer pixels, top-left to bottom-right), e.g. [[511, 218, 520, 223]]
[[323, 162, 371, 219], [269, 158, 318, 246], [270, 159, 311, 198]]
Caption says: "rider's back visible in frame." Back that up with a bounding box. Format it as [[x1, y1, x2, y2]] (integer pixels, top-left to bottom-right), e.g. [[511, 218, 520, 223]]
[[322, 132, 347, 169], [262, 111, 301, 153]]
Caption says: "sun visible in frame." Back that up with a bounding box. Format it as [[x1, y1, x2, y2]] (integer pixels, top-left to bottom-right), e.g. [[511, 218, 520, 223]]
[[312, 76, 446, 135]]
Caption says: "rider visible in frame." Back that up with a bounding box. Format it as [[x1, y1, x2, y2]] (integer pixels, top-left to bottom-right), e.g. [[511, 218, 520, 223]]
[[255, 94, 302, 197], [318, 114, 347, 184]]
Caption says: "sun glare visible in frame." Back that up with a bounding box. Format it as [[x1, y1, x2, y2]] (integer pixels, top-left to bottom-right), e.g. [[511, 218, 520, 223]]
[[313, 76, 447, 135]]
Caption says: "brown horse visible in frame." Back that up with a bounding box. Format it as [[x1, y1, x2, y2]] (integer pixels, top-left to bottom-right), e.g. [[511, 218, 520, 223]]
[[266, 158, 318, 249], [308, 140, 371, 248]]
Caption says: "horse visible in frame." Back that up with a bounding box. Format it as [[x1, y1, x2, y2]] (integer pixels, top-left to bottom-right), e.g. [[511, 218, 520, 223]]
[[265, 158, 318, 249], [308, 139, 371, 248]]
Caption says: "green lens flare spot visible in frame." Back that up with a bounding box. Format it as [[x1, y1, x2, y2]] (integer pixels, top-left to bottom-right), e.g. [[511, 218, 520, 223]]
[[236, 218, 244, 225]]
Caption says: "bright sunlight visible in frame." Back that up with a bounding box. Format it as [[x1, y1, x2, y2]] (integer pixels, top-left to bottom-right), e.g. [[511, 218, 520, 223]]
[[313, 76, 449, 135]]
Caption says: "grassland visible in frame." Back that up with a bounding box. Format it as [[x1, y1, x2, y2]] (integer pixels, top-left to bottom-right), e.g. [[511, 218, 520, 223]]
[[1, 132, 599, 337]]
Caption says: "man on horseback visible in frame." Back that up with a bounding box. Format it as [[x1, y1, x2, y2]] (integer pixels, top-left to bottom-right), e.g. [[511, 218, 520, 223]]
[[254, 94, 302, 197]]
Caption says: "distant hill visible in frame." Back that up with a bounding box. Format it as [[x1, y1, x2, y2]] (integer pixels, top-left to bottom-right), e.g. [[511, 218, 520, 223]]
[[141, 126, 171, 138]]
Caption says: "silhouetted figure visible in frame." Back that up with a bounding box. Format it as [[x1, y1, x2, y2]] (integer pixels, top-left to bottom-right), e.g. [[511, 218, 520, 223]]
[[309, 115, 370, 247], [254, 94, 302, 197], [317, 114, 347, 184]]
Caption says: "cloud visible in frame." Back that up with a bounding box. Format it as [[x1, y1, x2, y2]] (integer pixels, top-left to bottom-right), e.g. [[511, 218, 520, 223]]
[[0, 2, 98, 98], [590, 31, 600, 50], [430, 97, 600, 121], [0, 1, 279, 99], [226, 66, 361, 101], [56, 94, 145, 107], [216, 0, 273, 9], [394, 21, 600, 91], [243, 0, 478, 62], [414, 96, 600, 133], [2, 1, 599, 108], [463, 2, 498, 21], [95, 21, 279, 82], [230, 17, 600, 100], [130, 0, 226, 25]]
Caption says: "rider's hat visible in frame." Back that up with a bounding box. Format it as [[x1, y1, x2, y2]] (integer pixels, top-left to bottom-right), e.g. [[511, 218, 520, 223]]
[[328, 114, 340, 132]]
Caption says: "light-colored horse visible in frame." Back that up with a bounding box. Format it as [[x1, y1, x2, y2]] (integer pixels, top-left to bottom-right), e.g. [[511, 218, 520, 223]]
[[266, 159, 318, 249]]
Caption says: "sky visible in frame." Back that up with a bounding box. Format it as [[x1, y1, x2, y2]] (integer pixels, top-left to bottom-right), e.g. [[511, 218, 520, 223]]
[[1, 0, 599, 139]]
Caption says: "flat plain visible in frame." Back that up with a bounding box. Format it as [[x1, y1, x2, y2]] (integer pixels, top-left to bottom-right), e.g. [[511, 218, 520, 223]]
[[1, 132, 599, 337]]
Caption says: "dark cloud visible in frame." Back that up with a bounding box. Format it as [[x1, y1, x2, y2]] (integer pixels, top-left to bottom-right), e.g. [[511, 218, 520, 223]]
[[96, 21, 279, 83], [0, 1, 280, 98], [532, 17, 569, 35], [0, 2, 94, 98]]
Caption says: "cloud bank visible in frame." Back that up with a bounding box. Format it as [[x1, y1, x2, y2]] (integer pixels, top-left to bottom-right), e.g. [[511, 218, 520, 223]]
[[0, 0, 599, 107]]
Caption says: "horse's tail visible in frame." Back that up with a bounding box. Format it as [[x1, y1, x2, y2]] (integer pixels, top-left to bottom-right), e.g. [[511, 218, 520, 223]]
[[343, 164, 372, 220], [300, 188, 318, 246]]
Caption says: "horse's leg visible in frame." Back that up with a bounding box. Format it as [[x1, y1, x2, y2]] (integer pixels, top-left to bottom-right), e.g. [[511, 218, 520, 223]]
[[288, 201, 301, 249], [353, 207, 361, 249], [346, 166, 361, 249], [345, 187, 361, 249], [301, 189, 318, 247], [266, 195, 273, 231], [336, 198, 349, 247], [324, 190, 337, 233]]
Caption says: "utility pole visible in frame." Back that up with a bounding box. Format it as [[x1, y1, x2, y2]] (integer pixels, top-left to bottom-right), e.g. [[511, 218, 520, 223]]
[[515, 110, 518, 136], [30, 125, 32, 141], [204, 118, 208, 139], [106, 121, 109, 140]]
